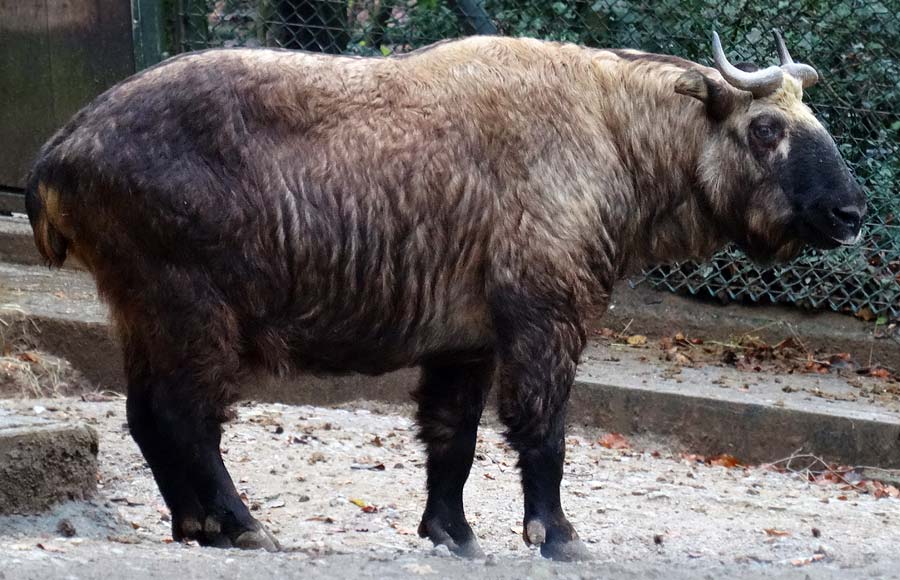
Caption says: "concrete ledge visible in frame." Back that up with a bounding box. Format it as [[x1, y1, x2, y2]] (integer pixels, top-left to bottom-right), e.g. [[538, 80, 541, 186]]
[[0, 218, 39, 266], [570, 378, 900, 468], [0, 191, 26, 215], [1, 215, 84, 269], [254, 368, 900, 469], [0, 414, 99, 514]]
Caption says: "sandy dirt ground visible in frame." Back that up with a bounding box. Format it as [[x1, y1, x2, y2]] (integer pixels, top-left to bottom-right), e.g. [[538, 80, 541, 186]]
[[2, 397, 900, 579]]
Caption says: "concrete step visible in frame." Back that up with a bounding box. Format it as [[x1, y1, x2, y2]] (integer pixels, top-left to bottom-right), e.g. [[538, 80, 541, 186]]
[[575, 343, 900, 467], [0, 411, 98, 514]]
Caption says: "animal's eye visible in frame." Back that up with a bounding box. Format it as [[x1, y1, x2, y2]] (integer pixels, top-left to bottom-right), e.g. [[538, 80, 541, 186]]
[[750, 121, 780, 146], [754, 125, 774, 141]]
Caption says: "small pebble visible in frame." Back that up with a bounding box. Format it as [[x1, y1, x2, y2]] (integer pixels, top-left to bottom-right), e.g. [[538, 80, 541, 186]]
[[56, 519, 76, 538]]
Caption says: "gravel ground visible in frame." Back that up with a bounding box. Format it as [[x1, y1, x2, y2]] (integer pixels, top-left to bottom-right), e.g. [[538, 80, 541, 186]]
[[1, 397, 900, 578]]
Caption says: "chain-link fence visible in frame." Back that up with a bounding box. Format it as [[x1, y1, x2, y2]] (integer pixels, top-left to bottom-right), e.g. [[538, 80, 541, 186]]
[[174, 0, 900, 319]]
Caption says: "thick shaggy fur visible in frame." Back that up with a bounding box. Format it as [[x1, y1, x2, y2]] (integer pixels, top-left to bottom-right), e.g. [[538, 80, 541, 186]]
[[25, 36, 862, 558]]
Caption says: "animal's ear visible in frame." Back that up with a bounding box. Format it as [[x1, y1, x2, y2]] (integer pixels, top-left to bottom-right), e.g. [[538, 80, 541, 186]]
[[674, 69, 752, 122]]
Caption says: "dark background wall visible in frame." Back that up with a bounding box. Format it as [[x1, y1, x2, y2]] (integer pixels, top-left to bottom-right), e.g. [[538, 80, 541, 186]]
[[0, 0, 136, 190]]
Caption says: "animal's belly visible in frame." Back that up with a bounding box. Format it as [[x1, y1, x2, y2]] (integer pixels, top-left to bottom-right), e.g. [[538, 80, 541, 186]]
[[285, 294, 495, 375]]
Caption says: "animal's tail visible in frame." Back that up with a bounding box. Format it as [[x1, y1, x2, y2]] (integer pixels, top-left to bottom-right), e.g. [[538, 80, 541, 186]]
[[24, 171, 70, 268]]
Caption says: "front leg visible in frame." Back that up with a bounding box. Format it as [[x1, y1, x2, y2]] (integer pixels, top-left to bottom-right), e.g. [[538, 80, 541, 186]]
[[491, 286, 592, 561]]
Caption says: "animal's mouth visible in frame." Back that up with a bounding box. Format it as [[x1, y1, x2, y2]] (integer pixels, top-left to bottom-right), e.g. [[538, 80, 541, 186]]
[[797, 217, 863, 251], [829, 231, 863, 247]]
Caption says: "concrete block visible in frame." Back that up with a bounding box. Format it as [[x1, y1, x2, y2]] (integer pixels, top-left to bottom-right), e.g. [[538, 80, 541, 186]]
[[0, 413, 99, 514]]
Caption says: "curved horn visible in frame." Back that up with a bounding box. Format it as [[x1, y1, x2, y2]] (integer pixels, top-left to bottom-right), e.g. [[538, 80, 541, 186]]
[[772, 29, 819, 89], [711, 31, 783, 97], [772, 29, 794, 64]]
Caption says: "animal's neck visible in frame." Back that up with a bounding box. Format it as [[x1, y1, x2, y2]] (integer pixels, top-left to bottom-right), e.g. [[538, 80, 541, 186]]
[[579, 63, 728, 273]]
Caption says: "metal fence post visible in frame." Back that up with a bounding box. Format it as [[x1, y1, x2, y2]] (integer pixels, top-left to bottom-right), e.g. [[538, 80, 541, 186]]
[[132, 0, 167, 69], [448, 0, 497, 35]]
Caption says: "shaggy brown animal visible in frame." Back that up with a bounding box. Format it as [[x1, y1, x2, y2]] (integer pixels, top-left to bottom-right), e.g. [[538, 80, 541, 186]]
[[25, 32, 864, 560]]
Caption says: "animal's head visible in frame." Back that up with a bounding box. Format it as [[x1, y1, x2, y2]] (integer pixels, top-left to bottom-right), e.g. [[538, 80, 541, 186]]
[[675, 31, 866, 262]]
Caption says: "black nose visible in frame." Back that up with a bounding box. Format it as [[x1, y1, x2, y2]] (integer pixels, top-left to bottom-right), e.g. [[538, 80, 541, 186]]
[[831, 204, 863, 231]]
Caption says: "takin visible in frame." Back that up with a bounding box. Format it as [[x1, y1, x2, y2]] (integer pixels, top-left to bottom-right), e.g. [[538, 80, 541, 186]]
[[25, 31, 865, 560]]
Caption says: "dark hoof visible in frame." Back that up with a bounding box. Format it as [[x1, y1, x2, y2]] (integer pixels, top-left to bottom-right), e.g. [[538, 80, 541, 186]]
[[234, 526, 280, 552], [524, 520, 593, 562], [446, 538, 486, 559], [418, 518, 485, 559], [175, 516, 280, 552], [539, 537, 593, 561], [176, 516, 232, 547]]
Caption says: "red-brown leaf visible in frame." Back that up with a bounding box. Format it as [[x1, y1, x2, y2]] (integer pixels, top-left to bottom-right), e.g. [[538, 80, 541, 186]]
[[598, 433, 630, 450], [709, 454, 742, 468]]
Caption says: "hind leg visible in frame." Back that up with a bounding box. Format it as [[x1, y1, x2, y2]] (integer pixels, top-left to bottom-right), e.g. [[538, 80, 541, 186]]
[[415, 355, 494, 558], [124, 345, 278, 551]]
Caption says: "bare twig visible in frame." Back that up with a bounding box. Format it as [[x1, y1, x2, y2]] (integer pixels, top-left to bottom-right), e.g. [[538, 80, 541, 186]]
[[783, 321, 810, 356], [479, 451, 507, 473], [762, 450, 900, 490]]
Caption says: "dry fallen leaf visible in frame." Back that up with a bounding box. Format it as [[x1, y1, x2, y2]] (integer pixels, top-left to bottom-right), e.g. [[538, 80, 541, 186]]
[[108, 535, 141, 545], [709, 454, 742, 468], [626, 334, 647, 346], [598, 433, 630, 450], [855, 307, 876, 322], [791, 553, 825, 567], [764, 528, 791, 537], [350, 498, 379, 513], [17, 352, 40, 363]]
